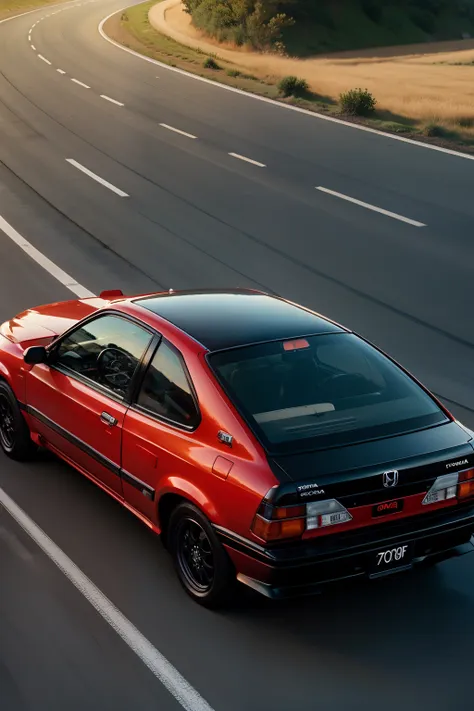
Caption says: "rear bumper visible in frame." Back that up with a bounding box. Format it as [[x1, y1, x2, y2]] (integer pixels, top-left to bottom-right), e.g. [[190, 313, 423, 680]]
[[217, 503, 474, 599]]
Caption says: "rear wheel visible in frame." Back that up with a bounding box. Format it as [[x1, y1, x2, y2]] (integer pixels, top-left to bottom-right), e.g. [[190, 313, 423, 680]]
[[168, 502, 235, 608], [0, 382, 37, 460]]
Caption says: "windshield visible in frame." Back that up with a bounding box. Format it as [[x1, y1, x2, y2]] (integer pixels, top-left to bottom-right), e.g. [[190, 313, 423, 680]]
[[209, 333, 447, 453]]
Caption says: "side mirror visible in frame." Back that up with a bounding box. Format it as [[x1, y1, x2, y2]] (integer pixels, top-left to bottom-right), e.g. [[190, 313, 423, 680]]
[[23, 346, 48, 365]]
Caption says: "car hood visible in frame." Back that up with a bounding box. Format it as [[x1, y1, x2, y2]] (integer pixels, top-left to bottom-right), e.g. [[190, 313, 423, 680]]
[[0, 297, 106, 349]]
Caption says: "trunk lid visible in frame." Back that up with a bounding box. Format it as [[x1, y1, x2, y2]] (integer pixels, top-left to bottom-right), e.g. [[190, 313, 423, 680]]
[[270, 421, 474, 508]]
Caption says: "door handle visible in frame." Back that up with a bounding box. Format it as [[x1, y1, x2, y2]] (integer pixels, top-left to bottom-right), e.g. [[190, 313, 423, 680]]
[[100, 412, 118, 426]]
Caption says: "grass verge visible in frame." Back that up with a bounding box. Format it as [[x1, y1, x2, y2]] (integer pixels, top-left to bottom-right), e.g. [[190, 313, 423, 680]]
[[0, 0, 63, 21], [104, 1, 474, 155]]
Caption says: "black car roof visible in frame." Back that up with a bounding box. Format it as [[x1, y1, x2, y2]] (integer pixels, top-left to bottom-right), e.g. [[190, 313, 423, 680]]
[[134, 290, 345, 351]]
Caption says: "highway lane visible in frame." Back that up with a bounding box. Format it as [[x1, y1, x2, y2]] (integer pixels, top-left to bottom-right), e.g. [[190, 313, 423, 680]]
[[1, 2, 474, 710], [2, 1, 474, 415]]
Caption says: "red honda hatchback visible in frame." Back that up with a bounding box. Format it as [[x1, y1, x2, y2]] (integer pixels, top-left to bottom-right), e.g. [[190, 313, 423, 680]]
[[1, 288, 474, 606]]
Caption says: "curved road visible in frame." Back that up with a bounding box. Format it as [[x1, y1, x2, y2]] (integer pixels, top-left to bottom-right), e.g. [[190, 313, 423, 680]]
[[1, 2, 474, 710]]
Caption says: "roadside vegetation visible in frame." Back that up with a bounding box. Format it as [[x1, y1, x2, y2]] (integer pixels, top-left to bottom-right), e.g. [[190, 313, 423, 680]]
[[0, 0, 61, 20], [182, 0, 474, 56], [105, 1, 474, 153]]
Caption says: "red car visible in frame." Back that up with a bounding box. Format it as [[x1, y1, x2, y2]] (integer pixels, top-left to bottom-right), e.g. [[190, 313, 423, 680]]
[[1, 289, 474, 607]]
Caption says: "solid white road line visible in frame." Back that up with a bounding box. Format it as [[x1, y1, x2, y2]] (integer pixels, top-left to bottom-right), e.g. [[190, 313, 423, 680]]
[[0, 215, 94, 298], [159, 123, 196, 139], [98, 11, 474, 163], [38, 54, 51, 65], [316, 186, 427, 227], [100, 95, 124, 107], [0, 488, 215, 711], [71, 78, 90, 88], [57, 68, 66, 74], [228, 152, 265, 167], [66, 159, 129, 197]]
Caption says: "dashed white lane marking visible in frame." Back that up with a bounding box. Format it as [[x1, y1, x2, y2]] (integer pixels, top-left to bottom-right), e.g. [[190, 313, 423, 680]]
[[66, 159, 129, 197], [0, 489, 215, 711], [228, 152, 265, 168], [0, 215, 93, 298], [38, 54, 51, 65], [100, 95, 124, 107], [159, 123, 196, 139], [71, 78, 90, 89], [31, 44, 36, 51], [28, 33, 31, 40], [57, 69, 66, 74], [316, 186, 427, 227]]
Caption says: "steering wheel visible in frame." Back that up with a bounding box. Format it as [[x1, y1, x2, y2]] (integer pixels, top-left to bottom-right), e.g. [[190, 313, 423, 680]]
[[97, 347, 136, 392]]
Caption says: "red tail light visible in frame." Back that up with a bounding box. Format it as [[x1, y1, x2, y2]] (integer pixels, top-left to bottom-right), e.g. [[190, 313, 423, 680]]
[[458, 469, 474, 500], [251, 499, 352, 542]]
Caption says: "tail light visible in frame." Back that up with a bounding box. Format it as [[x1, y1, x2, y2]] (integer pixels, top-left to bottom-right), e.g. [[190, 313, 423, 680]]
[[251, 499, 352, 542], [458, 469, 474, 500], [423, 468, 474, 505]]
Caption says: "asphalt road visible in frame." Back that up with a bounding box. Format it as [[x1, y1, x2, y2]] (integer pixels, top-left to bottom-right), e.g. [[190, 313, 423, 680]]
[[1, 2, 474, 710]]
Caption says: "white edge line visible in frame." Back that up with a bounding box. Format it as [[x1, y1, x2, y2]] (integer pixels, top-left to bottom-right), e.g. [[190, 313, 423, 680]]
[[159, 123, 196, 139], [229, 152, 265, 167], [71, 78, 90, 88], [100, 94, 124, 106], [0, 488, 215, 711], [316, 186, 426, 227], [38, 54, 52, 65], [98, 10, 474, 164], [66, 158, 129, 198], [0, 215, 94, 298]]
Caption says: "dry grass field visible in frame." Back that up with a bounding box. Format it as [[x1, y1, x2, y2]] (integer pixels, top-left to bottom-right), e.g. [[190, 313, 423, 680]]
[[159, 0, 474, 136]]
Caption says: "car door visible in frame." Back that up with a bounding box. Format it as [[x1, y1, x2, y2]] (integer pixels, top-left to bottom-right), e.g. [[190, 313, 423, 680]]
[[25, 312, 153, 496], [121, 339, 201, 519]]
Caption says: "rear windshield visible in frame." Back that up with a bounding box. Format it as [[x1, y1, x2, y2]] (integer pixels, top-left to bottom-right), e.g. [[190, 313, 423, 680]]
[[209, 333, 447, 453]]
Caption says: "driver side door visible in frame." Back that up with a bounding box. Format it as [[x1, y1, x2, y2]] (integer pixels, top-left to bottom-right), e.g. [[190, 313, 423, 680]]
[[25, 313, 153, 496]]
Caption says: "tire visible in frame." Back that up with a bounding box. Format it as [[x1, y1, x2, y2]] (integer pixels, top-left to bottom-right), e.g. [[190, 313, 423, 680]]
[[168, 502, 235, 608], [0, 381, 37, 461]]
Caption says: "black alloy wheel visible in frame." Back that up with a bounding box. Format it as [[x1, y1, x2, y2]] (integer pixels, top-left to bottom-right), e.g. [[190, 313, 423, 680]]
[[0, 382, 37, 460], [0, 392, 15, 451], [168, 502, 235, 608]]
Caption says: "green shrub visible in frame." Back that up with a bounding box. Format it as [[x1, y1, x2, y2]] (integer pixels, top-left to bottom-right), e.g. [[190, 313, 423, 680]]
[[226, 69, 241, 77], [203, 57, 220, 69], [339, 88, 376, 115], [278, 75, 309, 97], [423, 122, 447, 137]]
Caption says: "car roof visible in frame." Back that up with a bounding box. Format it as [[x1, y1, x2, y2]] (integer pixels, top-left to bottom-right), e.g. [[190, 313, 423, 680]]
[[133, 289, 345, 351]]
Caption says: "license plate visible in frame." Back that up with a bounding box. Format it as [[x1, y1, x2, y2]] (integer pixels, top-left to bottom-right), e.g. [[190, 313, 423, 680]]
[[369, 542, 414, 576]]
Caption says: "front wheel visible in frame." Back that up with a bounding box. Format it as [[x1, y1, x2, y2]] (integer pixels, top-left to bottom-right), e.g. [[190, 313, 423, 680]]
[[0, 382, 37, 460], [168, 502, 235, 608]]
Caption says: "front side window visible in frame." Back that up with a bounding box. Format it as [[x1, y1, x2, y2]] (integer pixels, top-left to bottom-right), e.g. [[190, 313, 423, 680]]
[[136, 341, 199, 427], [54, 314, 152, 397], [209, 333, 447, 453]]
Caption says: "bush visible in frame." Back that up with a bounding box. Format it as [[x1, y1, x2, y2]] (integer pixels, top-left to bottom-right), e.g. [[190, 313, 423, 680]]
[[423, 122, 447, 137], [226, 69, 241, 77], [339, 88, 377, 115], [203, 57, 220, 69], [278, 75, 309, 97]]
